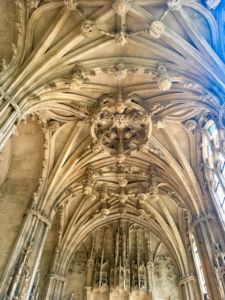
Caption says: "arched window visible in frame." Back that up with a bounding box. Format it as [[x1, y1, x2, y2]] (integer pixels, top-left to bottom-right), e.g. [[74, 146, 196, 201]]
[[190, 234, 208, 299], [202, 120, 225, 222]]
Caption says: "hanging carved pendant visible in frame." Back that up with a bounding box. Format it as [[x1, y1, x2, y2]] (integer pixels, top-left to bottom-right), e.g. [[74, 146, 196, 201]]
[[90, 90, 152, 162]]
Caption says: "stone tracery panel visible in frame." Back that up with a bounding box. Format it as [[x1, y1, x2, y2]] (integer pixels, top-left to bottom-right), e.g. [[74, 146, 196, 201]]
[[65, 221, 182, 300]]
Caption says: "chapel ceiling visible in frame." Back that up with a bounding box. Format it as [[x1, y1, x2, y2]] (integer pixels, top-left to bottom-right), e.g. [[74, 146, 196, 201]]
[[0, 1, 224, 299], [0, 0, 224, 237]]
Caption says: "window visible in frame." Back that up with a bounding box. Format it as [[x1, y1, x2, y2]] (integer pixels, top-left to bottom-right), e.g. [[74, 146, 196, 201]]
[[207, 122, 217, 137], [191, 234, 208, 299], [202, 120, 225, 222]]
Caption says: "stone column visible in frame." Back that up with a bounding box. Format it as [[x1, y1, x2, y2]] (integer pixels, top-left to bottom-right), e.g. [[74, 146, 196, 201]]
[[0, 208, 50, 299], [44, 273, 67, 300], [179, 275, 196, 300], [86, 258, 94, 287], [145, 234, 155, 300], [42, 243, 68, 300]]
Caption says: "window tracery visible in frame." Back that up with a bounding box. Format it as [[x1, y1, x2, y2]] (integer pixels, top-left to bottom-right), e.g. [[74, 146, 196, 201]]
[[190, 234, 208, 299], [202, 119, 225, 219]]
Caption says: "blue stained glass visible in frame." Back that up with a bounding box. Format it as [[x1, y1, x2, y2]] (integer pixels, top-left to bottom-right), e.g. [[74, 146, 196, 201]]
[[208, 122, 217, 137]]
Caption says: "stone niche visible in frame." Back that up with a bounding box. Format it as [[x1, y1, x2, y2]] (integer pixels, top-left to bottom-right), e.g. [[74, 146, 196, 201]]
[[64, 221, 182, 300]]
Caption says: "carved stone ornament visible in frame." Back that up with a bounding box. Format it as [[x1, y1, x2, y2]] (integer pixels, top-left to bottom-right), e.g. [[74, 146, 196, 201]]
[[81, 20, 98, 38], [102, 63, 128, 80], [115, 31, 129, 46], [64, 0, 78, 10], [0, 59, 7, 72], [185, 119, 197, 131], [70, 64, 95, 88], [90, 90, 152, 162], [114, 63, 127, 80], [113, 0, 133, 16], [26, 0, 40, 9], [167, 0, 181, 11], [157, 65, 172, 91], [149, 21, 165, 39]]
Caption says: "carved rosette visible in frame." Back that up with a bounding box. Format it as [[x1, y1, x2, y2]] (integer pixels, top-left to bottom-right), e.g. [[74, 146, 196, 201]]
[[113, 0, 133, 16], [90, 91, 152, 161]]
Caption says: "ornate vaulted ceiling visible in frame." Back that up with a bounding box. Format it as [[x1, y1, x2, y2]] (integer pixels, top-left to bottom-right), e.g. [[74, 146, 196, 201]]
[[0, 0, 224, 299]]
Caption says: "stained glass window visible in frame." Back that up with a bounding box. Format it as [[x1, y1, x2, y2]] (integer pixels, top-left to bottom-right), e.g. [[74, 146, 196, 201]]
[[202, 120, 225, 221]]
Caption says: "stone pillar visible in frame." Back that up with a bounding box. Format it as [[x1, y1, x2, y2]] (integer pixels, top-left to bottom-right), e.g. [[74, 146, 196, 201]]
[[179, 275, 196, 300], [44, 273, 67, 300], [145, 234, 155, 299], [0, 208, 50, 299], [146, 260, 154, 299], [42, 243, 67, 300], [86, 258, 94, 287]]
